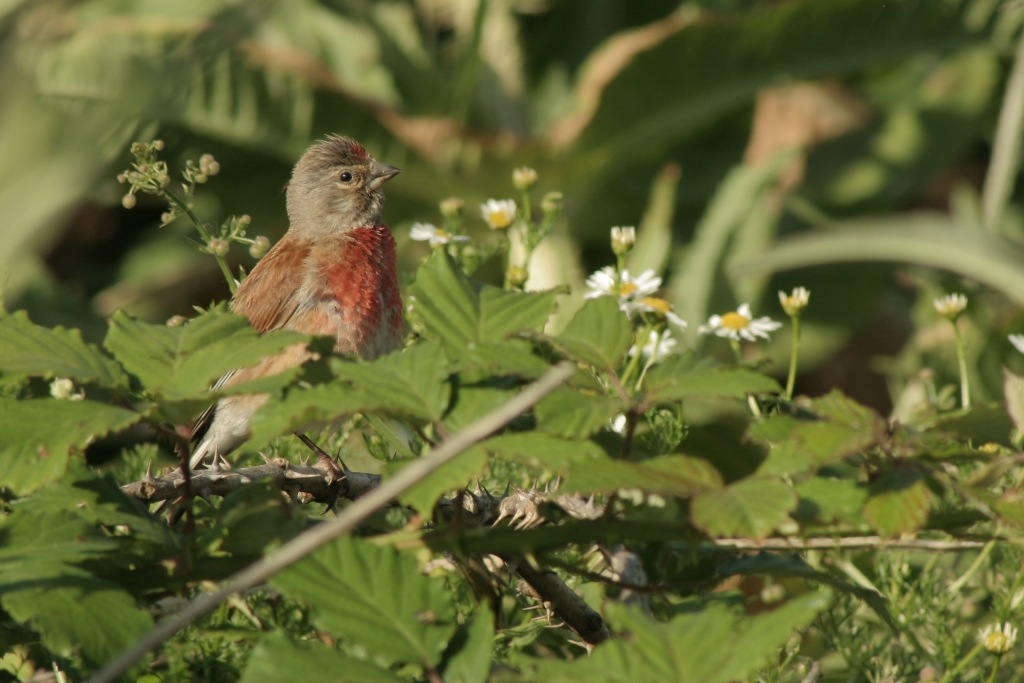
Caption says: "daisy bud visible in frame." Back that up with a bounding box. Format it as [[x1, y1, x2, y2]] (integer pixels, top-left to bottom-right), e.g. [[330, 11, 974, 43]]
[[50, 378, 82, 401], [507, 267, 529, 287], [249, 236, 270, 259], [779, 287, 810, 316], [206, 161, 220, 176], [512, 167, 538, 190], [166, 315, 187, 327], [933, 293, 967, 319], [540, 191, 563, 215], [153, 139, 164, 151], [207, 238, 229, 256], [199, 154, 214, 167], [610, 226, 636, 256], [122, 193, 137, 209], [979, 622, 1017, 653], [440, 197, 464, 218], [195, 173, 208, 184]]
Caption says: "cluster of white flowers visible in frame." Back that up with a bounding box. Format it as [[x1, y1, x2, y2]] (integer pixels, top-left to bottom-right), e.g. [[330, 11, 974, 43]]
[[628, 329, 677, 360], [698, 303, 782, 342], [583, 266, 686, 328]]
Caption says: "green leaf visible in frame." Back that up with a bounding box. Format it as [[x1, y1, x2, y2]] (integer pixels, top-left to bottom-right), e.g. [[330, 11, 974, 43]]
[[535, 387, 620, 438], [625, 163, 680, 278], [0, 563, 152, 667], [483, 432, 606, 473], [863, 466, 932, 536], [271, 536, 456, 666], [731, 213, 1024, 307], [529, 591, 830, 683], [410, 251, 559, 349], [443, 605, 494, 683], [104, 306, 306, 400], [240, 634, 405, 683], [215, 480, 306, 557], [795, 477, 868, 524], [248, 384, 374, 450], [0, 397, 141, 495], [333, 341, 451, 422], [0, 310, 127, 388], [553, 297, 632, 370], [564, 455, 722, 497], [397, 445, 489, 515], [0, 509, 113, 567], [690, 477, 797, 539], [1003, 368, 1024, 436], [443, 386, 516, 433], [645, 355, 781, 403], [451, 341, 550, 379]]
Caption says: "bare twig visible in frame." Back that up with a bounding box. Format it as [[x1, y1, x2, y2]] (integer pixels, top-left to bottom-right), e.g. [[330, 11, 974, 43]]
[[982, 26, 1024, 233], [88, 362, 575, 683], [710, 536, 988, 551]]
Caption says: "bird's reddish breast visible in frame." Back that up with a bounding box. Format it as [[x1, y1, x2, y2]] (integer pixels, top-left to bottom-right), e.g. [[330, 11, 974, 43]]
[[322, 226, 403, 358]]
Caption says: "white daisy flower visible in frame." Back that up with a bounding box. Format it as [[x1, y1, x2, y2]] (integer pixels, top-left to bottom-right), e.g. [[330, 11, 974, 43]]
[[480, 199, 517, 229], [409, 222, 469, 247], [778, 287, 810, 316], [979, 622, 1017, 654], [633, 297, 687, 329], [933, 293, 967, 319], [699, 303, 782, 342], [1010, 334, 1024, 354], [583, 268, 661, 312], [628, 328, 678, 360]]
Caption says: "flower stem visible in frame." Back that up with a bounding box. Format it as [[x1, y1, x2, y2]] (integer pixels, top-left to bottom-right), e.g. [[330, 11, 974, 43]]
[[940, 643, 984, 683], [986, 654, 1001, 683], [164, 192, 237, 294], [786, 314, 800, 400], [729, 339, 762, 417], [952, 319, 971, 409], [634, 329, 662, 391], [621, 325, 651, 389]]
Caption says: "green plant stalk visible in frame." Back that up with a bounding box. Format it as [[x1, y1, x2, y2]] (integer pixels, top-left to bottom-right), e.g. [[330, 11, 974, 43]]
[[634, 328, 663, 390], [727, 338, 762, 416], [620, 323, 652, 389], [785, 313, 800, 399], [983, 26, 1024, 234], [164, 192, 237, 294], [940, 643, 984, 683], [952, 320, 971, 409], [947, 535, 997, 594], [986, 654, 1001, 683]]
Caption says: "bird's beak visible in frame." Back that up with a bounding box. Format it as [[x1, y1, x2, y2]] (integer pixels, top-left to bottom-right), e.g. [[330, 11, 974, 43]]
[[368, 161, 401, 190]]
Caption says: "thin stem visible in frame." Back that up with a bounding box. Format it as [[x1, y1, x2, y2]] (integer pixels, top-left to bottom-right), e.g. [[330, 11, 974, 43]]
[[620, 325, 651, 389], [729, 338, 744, 363], [164, 192, 236, 294], [986, 654, 1001, 683], [634, 328, 663, 390], [947, 535, 997, 594], [952, 319, 971, 409], [940, 643, 984, 683], [87, 362, 575, 683], [983, 26, 1024, 234], [786, 314, 801, 399]]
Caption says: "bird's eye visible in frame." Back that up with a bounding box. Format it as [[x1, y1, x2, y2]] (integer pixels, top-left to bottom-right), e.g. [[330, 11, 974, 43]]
[[339, 171, 353, 183]]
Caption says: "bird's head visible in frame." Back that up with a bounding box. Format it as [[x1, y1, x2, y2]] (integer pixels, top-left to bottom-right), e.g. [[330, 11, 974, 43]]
[[286, 135, 400, 234]]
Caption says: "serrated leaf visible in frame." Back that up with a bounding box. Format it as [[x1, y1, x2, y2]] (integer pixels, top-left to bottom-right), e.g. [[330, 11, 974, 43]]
[[0, 310, 126, 388], [691, 477, 797, 539], [553, 297, 632, 369], [443, 386, 516, 433], [645, 355, 781, 403], [479, 287, 559, 342], [863, 467, 931, 536], [444, 604, 494, 683], [240, 634, 404, 683], [535, 387, 620, 438], [248, 383, 375, 449], [271, 536, 456, 666], [795, 477, 867, 524], [0, 509, 113, 567], [333, 341, 451, 422], [564, 455, 722, 497], [104, 306, 306, 400], [215, 480, 306, 557], [483, 432, 605, 472], [451, 341, 550, 378], [530, 592, 830, 683], [0, 398, 141, 495], [397, 445, 488, 515], [409, 250, 559, 349], [0, 563, 152, 667]]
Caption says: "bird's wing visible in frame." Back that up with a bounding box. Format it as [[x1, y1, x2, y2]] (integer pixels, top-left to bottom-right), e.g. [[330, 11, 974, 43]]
[[190, 236, 311, 444]]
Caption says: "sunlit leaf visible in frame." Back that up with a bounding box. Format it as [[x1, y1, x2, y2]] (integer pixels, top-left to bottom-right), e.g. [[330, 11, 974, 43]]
[[564, 455, 722, 497], [553, 297, 632, 370], [535, 387, 620, 438], [691, 477, 796, 539], [863, 466, 932, 536], [240, 634, 405, 683]]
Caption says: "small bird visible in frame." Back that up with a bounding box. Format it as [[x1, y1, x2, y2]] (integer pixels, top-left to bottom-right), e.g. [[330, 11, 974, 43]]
[[189, 135, 404, 470]]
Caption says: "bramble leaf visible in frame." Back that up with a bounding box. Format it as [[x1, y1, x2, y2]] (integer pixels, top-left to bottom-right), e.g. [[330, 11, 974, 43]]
[[553, 297, 632, 370], [690, 477, 797, 539], [240, 634, 405, 683]]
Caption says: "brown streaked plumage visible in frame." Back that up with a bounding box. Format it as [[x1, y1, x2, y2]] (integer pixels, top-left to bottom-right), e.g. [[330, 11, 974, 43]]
[[189, 135, 403, 470]]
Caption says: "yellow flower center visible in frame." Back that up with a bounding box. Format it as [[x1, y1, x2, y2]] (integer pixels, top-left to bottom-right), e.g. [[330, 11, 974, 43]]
[[488, 210, 512, 229], [720, 311, 751, 330], [435, 228, 450, 239], [643, 297, 672, 314], [984, 633, 1012, 653], [618, 282, 638, 296]]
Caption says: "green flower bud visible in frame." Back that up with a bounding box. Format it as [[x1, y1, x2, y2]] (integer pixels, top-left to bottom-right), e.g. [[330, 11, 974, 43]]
[[166, 315, 187, 327], [206, 161, 220, 176], [610, 226, 635, 256], [122, 193, 137, 209], [249, 236, 270, 259], [512, 167, 538, 190], [507, 267, 529, 288], [116, 174, 127, 184], [195, 173, 208, 184], [238, 214, 252, 226], [153, 139, 164, 151], [540, 191, 563, 215], [208, 238, 229, 256], [439, 197, 465, 218]]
